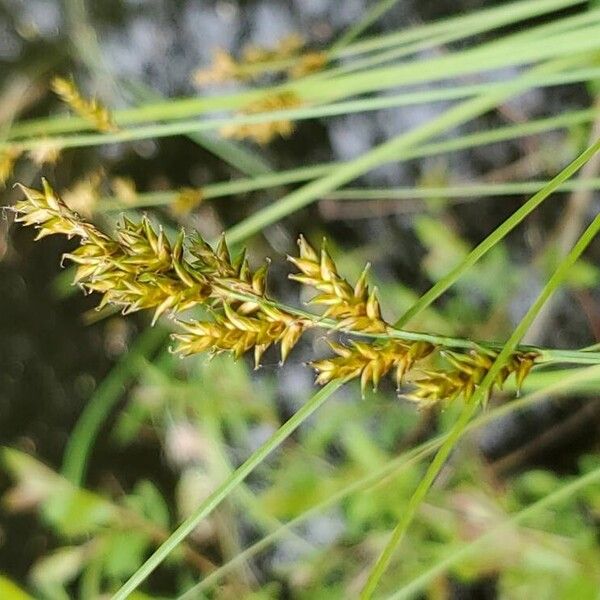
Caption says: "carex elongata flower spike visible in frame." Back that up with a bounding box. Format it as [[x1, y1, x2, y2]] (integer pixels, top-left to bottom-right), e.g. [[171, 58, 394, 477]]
[[194, 33, 327, 86], [12, 180, 540, 407], [406, 349, 538, 407], [288, 235, 387, 333], [220, 91, 303, 145], [311, 340, 435, 398], [52, 76, 117, 133], [12, 180, 307, 367]]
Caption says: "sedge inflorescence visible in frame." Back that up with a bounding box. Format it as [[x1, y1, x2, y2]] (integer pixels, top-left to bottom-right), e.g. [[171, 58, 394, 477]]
[[193, 32, 325, 145], [220, 91, 303, 145], [12, 180, 538, 406], [193, 34, 327, 87], [13, 180, 307, 367], [409, 349, 537, 407], [51, 76, 117, 133]]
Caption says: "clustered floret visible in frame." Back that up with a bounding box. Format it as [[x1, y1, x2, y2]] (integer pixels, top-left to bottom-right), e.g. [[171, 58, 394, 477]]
[[12, 180, 538, 406]]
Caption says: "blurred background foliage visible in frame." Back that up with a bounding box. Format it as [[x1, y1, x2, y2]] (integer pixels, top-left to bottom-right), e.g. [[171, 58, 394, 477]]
[[1, 0, 600, 598]]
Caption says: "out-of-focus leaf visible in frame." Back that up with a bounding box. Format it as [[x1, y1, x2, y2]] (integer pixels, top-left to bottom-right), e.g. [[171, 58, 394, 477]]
[[511, 470, 561, 505], [112, 395, 157, 446], [414, 215, 470, 281], [562, 258, 600, 289], [125, 480, 170, 530], [559, 575, 600, 600], [2, 447, 115, 537], [43, 486, 116, 537], [102, 530, 151, 580], [1, 448, 61, 512], [344, 463, 423, 538], [176, 468, 215, 523], [578, 454, 600, 512], [30, 545, 89, 593], [261, 456, 337, 519], [0, 575, 34, 600], [542, 247, 600, 290]]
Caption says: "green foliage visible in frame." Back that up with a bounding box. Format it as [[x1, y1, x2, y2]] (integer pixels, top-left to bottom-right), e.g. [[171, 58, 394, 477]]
[[0, 576, 34, 600], [3, 0, 600, 598]]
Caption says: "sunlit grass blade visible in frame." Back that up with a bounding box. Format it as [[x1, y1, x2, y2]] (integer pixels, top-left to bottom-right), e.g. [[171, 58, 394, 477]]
[[6, 0, 593, 141], [16, 67, 598, 156], [224, 60, 584, 245], [113, 381, 342, 600], [325, 178, 600, 200], [100, 177, 600, 213], [360, 206, 600, 597], [334, 0, 586, 58], [308, 22, 600, 102], [322, 5, 600, 83]]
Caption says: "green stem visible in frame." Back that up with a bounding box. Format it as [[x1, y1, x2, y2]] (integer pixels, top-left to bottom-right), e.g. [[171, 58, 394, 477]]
[[334, 0, 586, 58], [360, 209, 600, 598], [324, 178, 600, 200], [213, 285, 600, 365], [324, 4, 599, 82], [99, 176, 600, 212], [360, 402, 477, 599], [113, 381, 342, 600]]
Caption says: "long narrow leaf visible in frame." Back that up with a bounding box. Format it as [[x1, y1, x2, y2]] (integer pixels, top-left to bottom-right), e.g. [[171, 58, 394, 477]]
[[386, 464, 600, 599], [361, 203, 600, 597], [113, 381, 342, 600]]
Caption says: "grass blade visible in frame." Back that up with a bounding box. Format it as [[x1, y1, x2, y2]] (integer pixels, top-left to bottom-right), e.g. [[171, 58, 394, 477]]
[[6, 0, 592, 141], [324, 6, 600, 83], [386, 464, 600, 599], [395, 137, 600, 327], [94, 108, 596, 212], [360, 201, 600, 597], [325, 178, 600, 200], [16, 67, 600, 155], [224, 60, 582, 245], [101, 177, 600, 213], [335, 0, 586, 58], [113, 380, 342, 600], [331, 0, 401, 51]]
